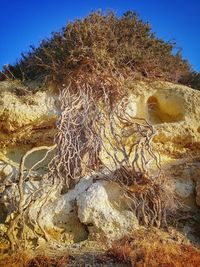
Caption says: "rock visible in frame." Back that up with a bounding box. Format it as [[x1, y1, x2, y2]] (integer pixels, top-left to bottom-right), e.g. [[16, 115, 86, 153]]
[[0, 174, 139, 246], [173, 179, 195, 199], [0, 79, 200, 247], [1, 79, 200, 174], [1, 80, 200, 156], [0, 164, 13, 179], [1, 176, 94, 246], [0, 81, 58, 148], [77, 181, 139, 239]]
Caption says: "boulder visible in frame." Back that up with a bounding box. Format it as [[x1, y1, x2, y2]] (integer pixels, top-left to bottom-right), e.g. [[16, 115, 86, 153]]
[[1, 174, 138, 246], [77, 181, 139, 239]]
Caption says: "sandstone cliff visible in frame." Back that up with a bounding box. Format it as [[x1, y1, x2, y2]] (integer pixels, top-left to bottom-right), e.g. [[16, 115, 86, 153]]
[[0, 80, 200, 259]]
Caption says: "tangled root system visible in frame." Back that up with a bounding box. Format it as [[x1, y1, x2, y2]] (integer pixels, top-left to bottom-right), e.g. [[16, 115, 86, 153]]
[[4, 75, 177, 250]]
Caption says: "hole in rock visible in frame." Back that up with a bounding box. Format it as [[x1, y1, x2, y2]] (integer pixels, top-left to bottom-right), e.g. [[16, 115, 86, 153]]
[[147, 94, 184, 124]]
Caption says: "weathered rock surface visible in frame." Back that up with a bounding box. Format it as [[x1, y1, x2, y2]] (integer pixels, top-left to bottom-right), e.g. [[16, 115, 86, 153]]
[[77, 181, 139, 239], [1, 80, 200, 156], [0, 79, 200, 249], [0, 174, 138, 247], [123, 80, 200, 157], [0, 81, 58, 148]]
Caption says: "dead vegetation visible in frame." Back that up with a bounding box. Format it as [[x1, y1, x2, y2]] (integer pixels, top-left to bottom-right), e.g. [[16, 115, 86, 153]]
[[107, 228, 200, 267], [0, 251, 69, 267]]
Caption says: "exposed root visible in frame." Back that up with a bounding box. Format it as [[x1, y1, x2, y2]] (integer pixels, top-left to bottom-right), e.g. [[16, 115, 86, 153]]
[[4, 79, 177, 250], [5, 145, 57, 250], [49, 81, 176, 227]]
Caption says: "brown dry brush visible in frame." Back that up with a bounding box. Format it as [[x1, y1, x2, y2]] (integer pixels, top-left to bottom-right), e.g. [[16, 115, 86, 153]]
[[1, 11, 191, 86], [107, 228, 200, 267], [0, 251, 69, 267]]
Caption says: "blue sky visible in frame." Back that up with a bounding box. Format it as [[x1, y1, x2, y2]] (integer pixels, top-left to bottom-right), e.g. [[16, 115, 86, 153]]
[[0, 0, 199, 71]]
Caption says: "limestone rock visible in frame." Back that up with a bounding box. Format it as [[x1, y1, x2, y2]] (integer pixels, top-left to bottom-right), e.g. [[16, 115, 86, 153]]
[[0, 79, 200, 246], [0, 81, 58, 148], [0, 163, 13, 180], [0, 174, 140, 246], [173, 179, 194, 199], [77, 181, 139, 239], [124, 81, 200, 157]]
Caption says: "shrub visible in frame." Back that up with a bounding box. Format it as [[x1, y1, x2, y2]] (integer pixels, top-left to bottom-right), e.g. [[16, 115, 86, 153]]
[[179, 71, 200, 90], [3, 11, 191, 88]]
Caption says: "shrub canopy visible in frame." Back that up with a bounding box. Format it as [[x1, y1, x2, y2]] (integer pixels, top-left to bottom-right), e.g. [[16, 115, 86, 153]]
[[1, 11, 194, 88]]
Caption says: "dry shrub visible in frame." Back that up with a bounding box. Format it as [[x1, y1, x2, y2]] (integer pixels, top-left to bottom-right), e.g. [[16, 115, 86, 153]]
[[0, 251, 69, 267], [3, 11, 191, 87], [108, 228, 200, 267]]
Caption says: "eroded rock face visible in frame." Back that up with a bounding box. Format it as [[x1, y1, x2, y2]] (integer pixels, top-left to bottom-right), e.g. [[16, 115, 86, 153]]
[[0, 81, 58, 148], [0, 175, 138, 247], [0, 80, 200, 249], [77, 181, 139, 239], [1, 80, 200, 161], [124, 81, 200, 157]]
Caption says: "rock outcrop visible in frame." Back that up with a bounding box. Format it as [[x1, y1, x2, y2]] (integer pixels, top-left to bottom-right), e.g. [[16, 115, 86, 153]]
[[77, 181, 139, 239], [122, 80, 200, 157], [1, 174, 139, 247], [0, 81, 57, 148], [0, 79, 200, 250]]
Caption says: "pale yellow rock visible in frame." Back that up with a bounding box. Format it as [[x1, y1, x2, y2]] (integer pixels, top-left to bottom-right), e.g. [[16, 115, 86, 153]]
[[77, 181, 139, 240], [1, 80, 200, 156], [0, 81, 58, 148], [125, 80, 200, 157], [1, 79, 200, 209]]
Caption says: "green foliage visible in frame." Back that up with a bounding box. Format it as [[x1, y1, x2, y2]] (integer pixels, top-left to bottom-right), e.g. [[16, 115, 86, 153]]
[[179, 71, 200, 90], [2, 11, 192, 87]]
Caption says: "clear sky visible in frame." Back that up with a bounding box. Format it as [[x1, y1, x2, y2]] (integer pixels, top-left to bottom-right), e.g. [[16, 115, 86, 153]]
[[0, 0, 199, 71]]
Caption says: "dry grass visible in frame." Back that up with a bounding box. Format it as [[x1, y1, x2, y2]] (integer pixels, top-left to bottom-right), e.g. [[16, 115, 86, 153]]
[[0, 251, 69, 267], [107, 228, 200, 267]]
